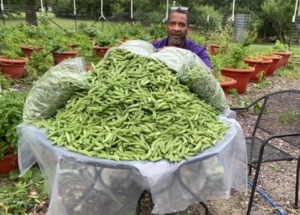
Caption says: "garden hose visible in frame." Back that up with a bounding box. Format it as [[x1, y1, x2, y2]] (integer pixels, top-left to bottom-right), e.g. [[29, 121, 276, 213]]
[[247, 180, 285, 215]]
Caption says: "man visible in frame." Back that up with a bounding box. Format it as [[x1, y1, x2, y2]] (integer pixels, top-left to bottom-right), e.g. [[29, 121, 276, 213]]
[[151, 7, 215, 75]]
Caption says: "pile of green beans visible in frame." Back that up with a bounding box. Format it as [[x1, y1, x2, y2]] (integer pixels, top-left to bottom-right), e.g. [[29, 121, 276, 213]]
[[35, 49, 229, 162]]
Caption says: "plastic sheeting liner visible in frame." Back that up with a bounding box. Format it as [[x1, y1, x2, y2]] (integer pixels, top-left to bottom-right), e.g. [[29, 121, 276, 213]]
[[17, 116, 247, 215]]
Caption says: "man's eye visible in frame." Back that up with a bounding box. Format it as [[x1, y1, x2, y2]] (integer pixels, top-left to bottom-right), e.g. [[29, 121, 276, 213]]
[[180, 23, 185, 27]]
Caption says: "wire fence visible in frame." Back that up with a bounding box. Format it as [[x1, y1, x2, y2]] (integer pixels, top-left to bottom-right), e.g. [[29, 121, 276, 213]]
[[3, 4, 300, 46], [290, 17, 300, 45], [0, 4, 232, 31]]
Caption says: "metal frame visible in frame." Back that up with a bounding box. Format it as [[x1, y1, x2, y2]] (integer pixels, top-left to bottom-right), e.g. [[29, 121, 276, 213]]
[[231, 89, 300, 214]]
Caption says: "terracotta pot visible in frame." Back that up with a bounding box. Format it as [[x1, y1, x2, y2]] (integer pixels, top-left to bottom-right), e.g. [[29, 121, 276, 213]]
[[52, 51, 79, 65], [93, 47, 112, 58], [19, 44, 44, 57], [67, 44, 77, 50], [255, 38, 263, 43], [210, 44, 226, 56], [0, 153, 18, 174], [0, 56, 28, 79], [256, 54, 282, 76], [244, 57, 273, 82], [272, 51, 293, 69], [219, 76, 237, 97], [221, 67, 255, 95]]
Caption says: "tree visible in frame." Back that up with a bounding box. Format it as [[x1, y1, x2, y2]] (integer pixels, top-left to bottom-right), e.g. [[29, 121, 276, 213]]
[[262, 0, 294, 42]]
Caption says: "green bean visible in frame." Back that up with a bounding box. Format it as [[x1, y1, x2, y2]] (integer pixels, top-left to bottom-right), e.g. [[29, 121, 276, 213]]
[[40, 49, 229, 162]]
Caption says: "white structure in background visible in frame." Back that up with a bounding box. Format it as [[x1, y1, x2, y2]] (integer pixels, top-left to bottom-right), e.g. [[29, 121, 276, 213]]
[[293, 0, 299, 22], [231, 0, 235, 21], [1, 0, 4, 12], [73, 0, 76, 16], [131, 0, 133, 19]]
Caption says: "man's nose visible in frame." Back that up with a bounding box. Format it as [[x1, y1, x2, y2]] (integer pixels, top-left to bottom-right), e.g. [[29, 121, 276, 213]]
[[173, 24, 180, 31]]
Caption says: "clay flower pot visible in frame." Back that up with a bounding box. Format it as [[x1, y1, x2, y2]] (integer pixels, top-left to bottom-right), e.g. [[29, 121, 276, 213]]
[[221, 67, 255, 95], [218, 76, 237, 97], [93, 47, 112, 58], [19, 44, 44, 57], [0, 56, 28, 79], [210, 44, 226, 56], [272, 51, 293, 69], [244, 57, 273, 82], [52, 51, 79, 65], [256, 54, 282, 76], [0, 153, 18, 174]]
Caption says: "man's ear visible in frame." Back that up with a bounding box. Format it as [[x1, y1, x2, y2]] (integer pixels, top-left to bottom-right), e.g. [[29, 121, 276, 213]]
[[187, 25, 191, 34]]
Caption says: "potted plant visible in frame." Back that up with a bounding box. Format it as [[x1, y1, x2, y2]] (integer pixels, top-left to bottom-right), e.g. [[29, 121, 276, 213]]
[[255, 52, 282, 76], [209, 53, 236, 97], [49, 36, 79, 65], [272, 40, 293, 69], [19, 26, 47, 57], [244, 55, 273, 82], [208, 20, 234, 55], [94, 33, 117, 58], [0, 50, 28, 79], [220, 44, 254, 95], [0, 91, 27, 174]]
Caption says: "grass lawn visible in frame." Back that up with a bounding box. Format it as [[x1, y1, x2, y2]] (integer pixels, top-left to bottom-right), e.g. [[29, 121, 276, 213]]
[[1, 12, 129, 29], [250, 42, 300, 52]]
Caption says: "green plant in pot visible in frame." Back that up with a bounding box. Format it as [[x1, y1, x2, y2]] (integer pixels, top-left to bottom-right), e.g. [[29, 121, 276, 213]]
[[0, 91, 27, 174], [209, 53, 236, 97], [272, 40, 293, 68], [208, 20, 234, 55], [94, 33, 117, 58], [256, 51, 282, 76], [19, 25, 47, 57], [48, 34, 79, 65], [220, 44, 254, 95], [0, 45, 28, 80], [244, 54, 273, 82]]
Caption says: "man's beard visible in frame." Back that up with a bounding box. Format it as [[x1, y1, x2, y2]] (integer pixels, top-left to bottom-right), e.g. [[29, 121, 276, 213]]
[[168, 37, 184, 46]]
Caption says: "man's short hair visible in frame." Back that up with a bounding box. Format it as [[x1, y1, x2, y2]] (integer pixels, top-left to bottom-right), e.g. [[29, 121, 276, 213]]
[[167, 7, 190, 25]]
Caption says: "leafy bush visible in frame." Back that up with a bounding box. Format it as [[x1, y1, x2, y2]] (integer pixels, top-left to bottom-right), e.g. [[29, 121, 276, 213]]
[[0, 91, 27, 159], [190, 5, 222, 32], [272, 40, 291, 53]]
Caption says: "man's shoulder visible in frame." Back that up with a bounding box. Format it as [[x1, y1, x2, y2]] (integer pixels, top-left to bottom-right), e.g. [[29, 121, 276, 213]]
[[151, 38, 168, 48], [185, 39, 206, 53]]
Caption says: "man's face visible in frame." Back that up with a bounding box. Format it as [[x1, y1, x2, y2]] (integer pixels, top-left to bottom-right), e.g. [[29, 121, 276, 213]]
[[166, 12, 190, 46]]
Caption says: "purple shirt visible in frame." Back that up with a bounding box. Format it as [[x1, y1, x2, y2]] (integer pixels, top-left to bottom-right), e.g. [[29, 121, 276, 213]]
[[151, 38, 213, 69]]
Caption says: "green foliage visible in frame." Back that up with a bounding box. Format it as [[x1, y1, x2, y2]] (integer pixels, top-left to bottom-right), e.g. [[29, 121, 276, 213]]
[[146, 23, 166, 40], [190, 4, 222, 32], [207, 53, 223, 77], [222, 44, 249, 69], [275, 63, 300, 80], [0, 91, 27, 159], [0, 167, 48, 215], [96, 32, 117, 47], [82, 27, 100, 38], [208, 20, 235, 46], [0, 73, 12, 91], [24, 49, 54, 82], [262, 0, 294, 42], [272, 40, 290, 53], [188, 35, 207, 46], [278, 111, 300, 124]]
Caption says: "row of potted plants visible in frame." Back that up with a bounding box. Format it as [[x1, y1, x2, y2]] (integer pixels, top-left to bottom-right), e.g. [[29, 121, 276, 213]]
[[0, 23, 166, 80], [209, 40, 293, 96]]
